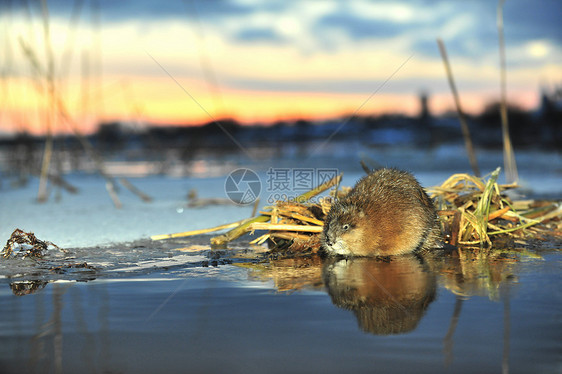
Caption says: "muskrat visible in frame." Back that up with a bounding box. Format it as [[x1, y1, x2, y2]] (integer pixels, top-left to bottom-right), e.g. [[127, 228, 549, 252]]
[[322, 168, 441, 256]]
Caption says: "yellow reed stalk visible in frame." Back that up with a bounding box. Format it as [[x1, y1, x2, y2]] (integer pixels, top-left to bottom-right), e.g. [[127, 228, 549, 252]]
[[151, 219, 247, 241], [249, 234, 271, 245], [497, 0, 519, 184], [210, 215, 270, 246], [259, 211, 324, 226], [437, 38, 480, 177], [248, 223, 323, 233]]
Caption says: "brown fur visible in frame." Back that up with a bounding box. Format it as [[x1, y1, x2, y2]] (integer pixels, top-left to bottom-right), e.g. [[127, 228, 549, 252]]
[[323, 256, 436, 334], [322, 168, 441, 256]]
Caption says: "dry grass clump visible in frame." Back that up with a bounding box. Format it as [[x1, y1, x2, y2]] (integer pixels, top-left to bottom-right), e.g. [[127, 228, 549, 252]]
[[429, 167, 561, 249]]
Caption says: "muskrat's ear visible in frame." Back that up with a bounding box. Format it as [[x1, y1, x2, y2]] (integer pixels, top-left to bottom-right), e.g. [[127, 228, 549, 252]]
[[358, 210, 365, 218]]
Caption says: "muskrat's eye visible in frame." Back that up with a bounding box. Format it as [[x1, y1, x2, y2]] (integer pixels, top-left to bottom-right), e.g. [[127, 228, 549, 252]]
[[342, 224, 350, 231]]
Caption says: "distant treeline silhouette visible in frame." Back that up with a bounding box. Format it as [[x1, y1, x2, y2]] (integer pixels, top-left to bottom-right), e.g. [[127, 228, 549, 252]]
[[2, 95, 560, 152]]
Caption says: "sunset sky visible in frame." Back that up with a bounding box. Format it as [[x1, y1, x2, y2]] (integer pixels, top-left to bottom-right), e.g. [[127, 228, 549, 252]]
[[1, 0, 560, 135]]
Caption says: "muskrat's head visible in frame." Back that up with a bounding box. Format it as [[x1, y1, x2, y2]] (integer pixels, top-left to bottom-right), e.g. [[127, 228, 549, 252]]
[[322, 201, 368, 256]]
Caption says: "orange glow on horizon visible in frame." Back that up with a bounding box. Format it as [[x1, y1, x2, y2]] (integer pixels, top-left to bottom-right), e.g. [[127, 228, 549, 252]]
[[1, 76, 542, 136]]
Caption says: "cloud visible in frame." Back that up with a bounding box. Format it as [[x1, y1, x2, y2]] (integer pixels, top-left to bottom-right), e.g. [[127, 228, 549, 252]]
[[315, 12, 405, 41], [0, 0, 254, 23], [4, 0, 560, 57], [504, 0, 562, 44], [233, 27, 286, 43]]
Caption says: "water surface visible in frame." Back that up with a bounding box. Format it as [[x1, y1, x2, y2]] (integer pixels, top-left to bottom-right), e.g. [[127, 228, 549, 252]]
[[1, 237, 560, 374]]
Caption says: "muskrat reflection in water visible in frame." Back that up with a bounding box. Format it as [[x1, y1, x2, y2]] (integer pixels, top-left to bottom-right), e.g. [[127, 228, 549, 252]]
[[323, 255, 436, 335], [322, 168, 441, 257]]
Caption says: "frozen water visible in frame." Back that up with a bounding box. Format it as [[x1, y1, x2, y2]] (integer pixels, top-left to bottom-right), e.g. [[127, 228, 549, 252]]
[[1, 145, 560, 249], [0, 175, 254, 248]]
